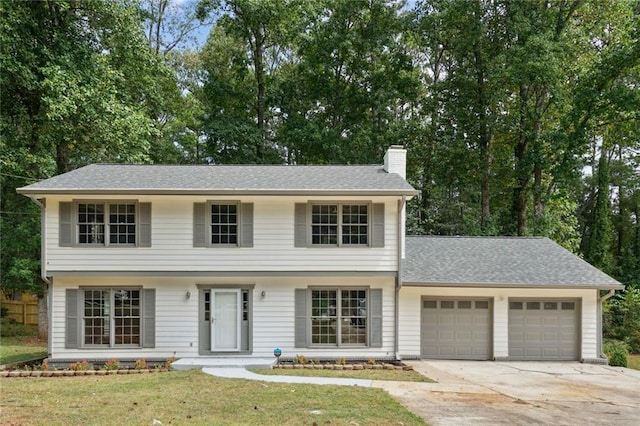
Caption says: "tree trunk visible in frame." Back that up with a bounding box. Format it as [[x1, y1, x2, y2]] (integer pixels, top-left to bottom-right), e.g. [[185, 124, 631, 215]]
[[38, 289, 48, 341], [253, 28, 265, 161], [56, 142, 70, 174], [513, 84, 530, 236]]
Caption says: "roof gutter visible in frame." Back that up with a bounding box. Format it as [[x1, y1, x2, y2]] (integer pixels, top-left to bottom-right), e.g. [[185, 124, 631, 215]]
[[27, 195, 52, 287], [395, 195, 406, 361], [17, 188, 421, 197]]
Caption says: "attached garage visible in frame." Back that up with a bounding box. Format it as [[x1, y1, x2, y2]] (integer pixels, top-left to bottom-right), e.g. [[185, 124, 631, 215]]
[[509, 299, 580, 360], [421, 298, 492, 360]]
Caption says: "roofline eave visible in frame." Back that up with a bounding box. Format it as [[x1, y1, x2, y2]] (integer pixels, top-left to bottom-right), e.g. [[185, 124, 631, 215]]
[[17, 188, 420, 197], [400, 281, 624, 290]]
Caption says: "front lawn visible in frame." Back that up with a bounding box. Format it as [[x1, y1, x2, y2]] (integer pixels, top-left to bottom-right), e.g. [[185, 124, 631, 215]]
[[253, 367, 434, 382], [1, 370, 425, 425], [627, 354, 640, 370], [0, 322, 47, 365]]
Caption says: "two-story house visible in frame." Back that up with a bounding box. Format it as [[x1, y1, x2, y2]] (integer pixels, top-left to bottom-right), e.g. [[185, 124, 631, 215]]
[[18, 146, 622, 367]]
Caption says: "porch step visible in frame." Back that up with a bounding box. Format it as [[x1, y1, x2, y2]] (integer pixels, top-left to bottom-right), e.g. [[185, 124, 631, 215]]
[[171, 357, 276, 370]]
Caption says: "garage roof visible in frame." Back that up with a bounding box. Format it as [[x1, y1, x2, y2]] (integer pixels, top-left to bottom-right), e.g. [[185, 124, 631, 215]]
[[402, 236, 623, 289]]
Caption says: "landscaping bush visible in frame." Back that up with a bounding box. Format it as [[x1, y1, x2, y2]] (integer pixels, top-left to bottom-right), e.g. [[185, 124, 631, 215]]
[[0, 319, 38, 337], [603, 340, 628, 367], [604, 289, 640, 353]]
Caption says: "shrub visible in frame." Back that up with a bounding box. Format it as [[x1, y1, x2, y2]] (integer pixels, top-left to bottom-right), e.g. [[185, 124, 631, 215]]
[[164, 356, 176, 368], [102, 359, 120, 370], [70, 360, 89, 371], [336, 357, 347, 366], [604, 340, 628, 367], [604, 289, 640, 353], [293, 354, 308, 364], [134, 359, 147, 370], [0, 319, 38, 337]]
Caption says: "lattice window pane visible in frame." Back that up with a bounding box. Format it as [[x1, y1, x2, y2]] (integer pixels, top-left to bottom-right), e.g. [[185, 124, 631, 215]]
[[340, 289, 367, 344], [211, 204, 238, 245], [78, 203, 105, 244], [311, 205, 338, 245], [310, 289, 337, 344], [83, 290, 110, 345], [342, 205, 368, 245], [109, 203, 136, 245], [113, 290, 140, 345]]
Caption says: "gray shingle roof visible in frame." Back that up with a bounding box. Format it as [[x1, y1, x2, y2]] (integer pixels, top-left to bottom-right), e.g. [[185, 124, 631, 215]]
[[403, 236, 622, 289], [17, 164, 418, 195]]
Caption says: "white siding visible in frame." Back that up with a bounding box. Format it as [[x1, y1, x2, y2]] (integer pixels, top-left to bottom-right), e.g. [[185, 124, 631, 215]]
[[45, 196, 399, 273], [51, 276, 396, 360], [398, 287, 599, 360]]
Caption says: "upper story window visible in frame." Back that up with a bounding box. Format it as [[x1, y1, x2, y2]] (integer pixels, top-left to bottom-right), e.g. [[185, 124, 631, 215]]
[[58, 201, 151, 248], [77, 202, 136, 245], [310, 203, 369, 246], [211, 203, 238, 245], [193, 202, 253, 248]]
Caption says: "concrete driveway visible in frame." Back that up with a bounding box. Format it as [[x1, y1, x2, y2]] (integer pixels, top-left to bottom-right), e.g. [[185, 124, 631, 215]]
[[376, 360, 640, 426]]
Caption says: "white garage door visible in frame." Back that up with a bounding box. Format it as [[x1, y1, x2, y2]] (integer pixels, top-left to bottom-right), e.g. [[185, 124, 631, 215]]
[[509, 299, 579, 360], [421, 298, 492, 360]]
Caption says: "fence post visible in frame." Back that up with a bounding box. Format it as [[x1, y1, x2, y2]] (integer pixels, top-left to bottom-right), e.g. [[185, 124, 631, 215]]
[[23, 301, 27, 324]]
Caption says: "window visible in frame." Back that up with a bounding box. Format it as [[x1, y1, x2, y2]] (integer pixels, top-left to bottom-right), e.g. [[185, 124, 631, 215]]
[[310, 288, 367, 346], [83, 289, 141, 347], [193, 202, 253, 248], [211, 203, 238, 245], [311, 203, 369, 246], [77, 202, 137, 246]]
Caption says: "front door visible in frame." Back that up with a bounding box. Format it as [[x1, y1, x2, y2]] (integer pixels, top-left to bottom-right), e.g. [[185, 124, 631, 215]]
[[211, 289, 241, 351]]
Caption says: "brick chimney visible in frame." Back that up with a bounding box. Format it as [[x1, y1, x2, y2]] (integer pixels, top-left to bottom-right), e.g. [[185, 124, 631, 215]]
[[383, 145, 407, 179]]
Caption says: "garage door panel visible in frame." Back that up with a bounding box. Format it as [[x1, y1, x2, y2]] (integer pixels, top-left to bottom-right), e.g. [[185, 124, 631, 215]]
[[421, 298, 492, 360], [509, 299, 579, 361]]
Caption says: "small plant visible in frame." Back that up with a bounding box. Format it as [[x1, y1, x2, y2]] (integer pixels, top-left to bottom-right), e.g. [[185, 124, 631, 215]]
[[164, 356, 176, 368], [335, 357, 347, 366], [102, 359, 120, 370], [134, 359, 147, 370], [604, 340, 628, 367], [366, 358, 377, 365], [293, 354, 308, 364], [36, 360, 49, 371], [70, 360, 89, 371]]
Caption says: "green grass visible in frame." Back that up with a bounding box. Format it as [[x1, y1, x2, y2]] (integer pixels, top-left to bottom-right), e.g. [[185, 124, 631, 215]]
[[627, 354, 640, 370], [253, 367, 434, 382], [1, 370, 425, 425], [0, 336, 47, 365]]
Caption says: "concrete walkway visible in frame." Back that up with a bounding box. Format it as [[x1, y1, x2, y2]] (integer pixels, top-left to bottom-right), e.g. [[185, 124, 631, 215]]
[[202, 367, 373, 387]]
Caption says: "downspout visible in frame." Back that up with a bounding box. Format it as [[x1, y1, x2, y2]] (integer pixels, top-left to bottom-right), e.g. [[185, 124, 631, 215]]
[[29, 195, 52, 357], [395, 195, 406, 361], [598, 289, 616, 360]]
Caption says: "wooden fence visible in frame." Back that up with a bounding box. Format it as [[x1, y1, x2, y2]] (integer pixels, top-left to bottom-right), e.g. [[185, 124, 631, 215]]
[[1, 300, 38, 325]]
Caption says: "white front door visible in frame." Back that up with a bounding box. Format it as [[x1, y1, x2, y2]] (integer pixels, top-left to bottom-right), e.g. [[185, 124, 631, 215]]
[[210, 289, 241, 351]]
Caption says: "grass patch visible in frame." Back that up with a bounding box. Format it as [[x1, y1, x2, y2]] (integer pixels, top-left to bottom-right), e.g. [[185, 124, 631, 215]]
[[0, 370, 425, 425], [253, 367, 434, 382], [627, 354, 640, 371], [0, 334, 47, 366]]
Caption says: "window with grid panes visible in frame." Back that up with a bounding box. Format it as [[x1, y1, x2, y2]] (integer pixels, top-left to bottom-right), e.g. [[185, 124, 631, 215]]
[[311, 203, 368, 246], [310, 288, 367, 346], [211, 204, 238, 245], [83, 289, 140, 347], [77, 202, 136, 245]]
